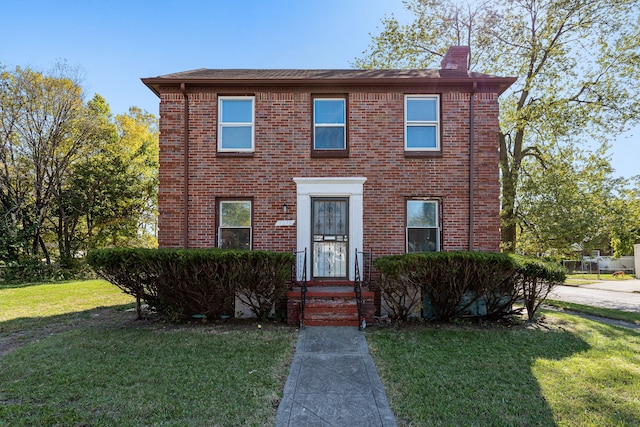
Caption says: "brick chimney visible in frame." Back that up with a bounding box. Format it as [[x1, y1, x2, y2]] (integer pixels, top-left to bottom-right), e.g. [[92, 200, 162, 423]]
[[440, 46, 470, 72]]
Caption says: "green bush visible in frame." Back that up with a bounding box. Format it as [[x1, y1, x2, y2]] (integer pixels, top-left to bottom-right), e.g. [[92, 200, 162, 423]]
[[86, 248, 294, 322], [370, 254, 423, 321], [373, 251, 565, 322], [233, 251, 293, 321], [0, 256, 95, 285], [85, 248, 158, 319], [512, 255, 566, 320], [374, 252, 517, 321]]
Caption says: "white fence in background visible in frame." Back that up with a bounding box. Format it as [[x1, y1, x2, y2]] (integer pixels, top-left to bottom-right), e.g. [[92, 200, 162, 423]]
[[564, 256, 635, 274]]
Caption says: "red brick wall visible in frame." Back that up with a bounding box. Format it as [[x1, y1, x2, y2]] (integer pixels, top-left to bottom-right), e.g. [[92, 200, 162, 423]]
[[157, 84, 501, 255]]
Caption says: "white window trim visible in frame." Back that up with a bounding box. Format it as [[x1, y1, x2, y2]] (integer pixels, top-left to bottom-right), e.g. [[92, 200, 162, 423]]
[[218, 96, 255, 152], [313, 98, 346, 150], [406, 199, 440, 253], [404, 95, 440, 151], [218, 200, 252, 249]]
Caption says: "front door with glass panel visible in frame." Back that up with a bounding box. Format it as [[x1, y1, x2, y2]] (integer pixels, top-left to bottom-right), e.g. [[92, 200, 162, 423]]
[[312, 198, 348, 279]]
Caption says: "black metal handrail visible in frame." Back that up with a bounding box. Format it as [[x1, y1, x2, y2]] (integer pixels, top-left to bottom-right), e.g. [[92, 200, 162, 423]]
[[292, 248, 308, 329], [354, 248, 372, 330]]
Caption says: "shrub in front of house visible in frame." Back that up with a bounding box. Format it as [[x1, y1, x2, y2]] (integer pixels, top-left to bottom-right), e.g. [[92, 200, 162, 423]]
[[85, 248, 155, 319], [373, 252, 565, 322], [374, 252, 517, 321], [512, 255, 566, 320], [86, 248, 294, 322], [232, 250, 293, 321]]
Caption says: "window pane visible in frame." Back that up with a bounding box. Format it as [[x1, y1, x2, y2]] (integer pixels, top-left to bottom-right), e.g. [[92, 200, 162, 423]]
[[406, 126, 436, 148], [407, 98, 437, 121], [221, 99, 252, 123], [315, 99, 345, 124], [315, 127, 345, 149], [407, 201, 437, 227], [221, 201, 251, 227], [220, 228, 251, 250], [407, 228, 438, 253], [221, 126, 252, 149]]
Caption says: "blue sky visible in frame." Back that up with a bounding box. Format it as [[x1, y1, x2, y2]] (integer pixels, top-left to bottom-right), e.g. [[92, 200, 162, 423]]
[[1, 0, 637, 178]]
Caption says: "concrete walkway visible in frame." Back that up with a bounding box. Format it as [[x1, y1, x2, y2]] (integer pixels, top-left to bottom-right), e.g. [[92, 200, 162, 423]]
[[275, 326, 397, 427]]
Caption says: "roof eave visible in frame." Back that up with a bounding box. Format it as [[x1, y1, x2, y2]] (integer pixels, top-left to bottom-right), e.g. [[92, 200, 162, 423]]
[[141, 76, 517, 98]]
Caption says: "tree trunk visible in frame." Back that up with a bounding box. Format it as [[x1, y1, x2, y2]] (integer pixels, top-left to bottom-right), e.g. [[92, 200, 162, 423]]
[[499, 132, 518, 253]]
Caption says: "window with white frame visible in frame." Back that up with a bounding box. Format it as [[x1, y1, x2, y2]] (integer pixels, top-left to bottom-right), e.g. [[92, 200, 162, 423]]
[[218, 97, 255, 152], [404, 95, 440, 151], [406, 200, 440, 252], [314, 98, 346, 150], [218, 200, 252, 249]]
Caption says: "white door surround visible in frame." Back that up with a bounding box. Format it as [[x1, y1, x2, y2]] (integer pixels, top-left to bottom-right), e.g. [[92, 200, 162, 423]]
[[294, 177, 366, 281]]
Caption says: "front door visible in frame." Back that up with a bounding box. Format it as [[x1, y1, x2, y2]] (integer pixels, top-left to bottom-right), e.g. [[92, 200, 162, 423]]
[[312, 198, 348, 279]]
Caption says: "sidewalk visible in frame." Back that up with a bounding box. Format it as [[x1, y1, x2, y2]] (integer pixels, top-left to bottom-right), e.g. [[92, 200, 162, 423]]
[[550, 278, 640, 314], [578, 278, 640, 293], [275, 326, 397, 427]]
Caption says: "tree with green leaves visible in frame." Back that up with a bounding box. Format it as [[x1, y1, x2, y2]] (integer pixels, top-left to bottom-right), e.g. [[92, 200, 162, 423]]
[[0, 64, 158, 276], [53, 100, 158, 263], [516, 141, 623, 257], [0, 63, 99, 263], [608, 180, 640, 257], [355, 0, 640, 252]]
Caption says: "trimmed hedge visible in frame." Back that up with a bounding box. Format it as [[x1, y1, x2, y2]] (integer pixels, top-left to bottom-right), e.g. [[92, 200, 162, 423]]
[[512, 255, 567, 320], [86, 248, 294, 322], [373, 251, 566, 322]]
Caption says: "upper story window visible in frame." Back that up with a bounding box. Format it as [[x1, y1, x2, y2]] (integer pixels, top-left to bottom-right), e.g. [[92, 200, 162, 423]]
[[405, 95, 440, 151], [218, 200, 252, 249], [406, 200, 440, 253], [313, 98, 347, 153], [218, 96, 255, 152]]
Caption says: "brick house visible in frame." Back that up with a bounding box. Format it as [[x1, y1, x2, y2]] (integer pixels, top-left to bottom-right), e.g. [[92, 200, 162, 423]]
[[142, 46, 516, 326]]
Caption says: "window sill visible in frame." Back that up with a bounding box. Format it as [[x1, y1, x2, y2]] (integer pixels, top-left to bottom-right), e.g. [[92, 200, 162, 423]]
[[311, 150, 349, 158], [216, 152, 255, 158], [404, 150, 442, 158]]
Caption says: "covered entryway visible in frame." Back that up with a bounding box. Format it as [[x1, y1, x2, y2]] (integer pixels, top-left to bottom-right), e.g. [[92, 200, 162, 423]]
[[293, 177, 366, 282], [289, 177, 372, 327]]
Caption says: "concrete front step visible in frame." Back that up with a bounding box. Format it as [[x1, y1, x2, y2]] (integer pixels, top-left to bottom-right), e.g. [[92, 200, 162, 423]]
[[305, 318, 360, 327], [287, 285, 374, 327], [305, 304, 358, 315], [305, 280, 355, 288]]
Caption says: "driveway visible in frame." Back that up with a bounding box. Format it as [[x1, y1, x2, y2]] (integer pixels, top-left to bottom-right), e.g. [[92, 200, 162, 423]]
[[548, 279, 640, 313]]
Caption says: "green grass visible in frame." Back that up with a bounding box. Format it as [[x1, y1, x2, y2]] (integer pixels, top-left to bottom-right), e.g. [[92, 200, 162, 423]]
[[545, 299, 640, 325], [565, 273, 635, 285], [4, 280, 640, 426], [0, 279, 134, 321], [367, 315, 640, 426], [567, 273, 634, 281], [0, 280, 298, 426]]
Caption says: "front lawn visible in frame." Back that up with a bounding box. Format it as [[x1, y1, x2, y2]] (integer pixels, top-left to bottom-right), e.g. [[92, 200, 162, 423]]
[[0, 280, 298, 426], [366, 314, 640, 426], [3, 280, 640, 426]]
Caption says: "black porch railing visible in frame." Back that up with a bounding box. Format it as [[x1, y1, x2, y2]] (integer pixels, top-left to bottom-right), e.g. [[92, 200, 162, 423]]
[[354, 248, 372, 330], [292, 248, 308, 329]]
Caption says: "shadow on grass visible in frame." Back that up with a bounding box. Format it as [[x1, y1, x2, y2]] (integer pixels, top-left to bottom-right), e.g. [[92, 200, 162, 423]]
[[0, 280, 74, 290], [0, 303, 137, 350], [367, 324, 591, 426]]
